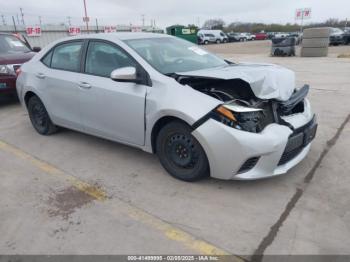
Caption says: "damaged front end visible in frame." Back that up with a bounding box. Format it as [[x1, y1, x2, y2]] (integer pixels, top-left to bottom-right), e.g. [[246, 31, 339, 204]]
[[169, 63, 317, 179], [173, 74, 310, 133]]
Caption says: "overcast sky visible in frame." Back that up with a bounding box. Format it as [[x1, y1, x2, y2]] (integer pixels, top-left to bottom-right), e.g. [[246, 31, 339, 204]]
[[2, 0, 350, 28]]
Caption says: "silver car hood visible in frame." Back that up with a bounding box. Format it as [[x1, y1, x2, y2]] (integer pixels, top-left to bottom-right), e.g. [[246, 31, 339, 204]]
[[176, 63, 296, 101]]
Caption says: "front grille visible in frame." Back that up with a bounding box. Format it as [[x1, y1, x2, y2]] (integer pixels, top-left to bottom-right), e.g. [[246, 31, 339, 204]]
[[237, 157, 260, 174]]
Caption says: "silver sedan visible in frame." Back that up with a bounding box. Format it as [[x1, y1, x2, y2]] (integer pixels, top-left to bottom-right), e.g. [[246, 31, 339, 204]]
[[16, 33, 317, 181]]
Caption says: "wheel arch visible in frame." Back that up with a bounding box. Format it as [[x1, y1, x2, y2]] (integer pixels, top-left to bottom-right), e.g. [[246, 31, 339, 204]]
[[150, 116, 191, 154], [24, 91, 38, 108]]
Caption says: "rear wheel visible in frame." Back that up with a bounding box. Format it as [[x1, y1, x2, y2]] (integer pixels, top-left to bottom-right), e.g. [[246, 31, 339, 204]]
[[156, 121, 209, 182], [216, 39, 221, 44], [27, 95, 58, 135]]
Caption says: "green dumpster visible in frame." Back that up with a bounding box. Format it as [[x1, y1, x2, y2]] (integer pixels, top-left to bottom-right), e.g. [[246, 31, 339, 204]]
[[166, 25, 198, 44]]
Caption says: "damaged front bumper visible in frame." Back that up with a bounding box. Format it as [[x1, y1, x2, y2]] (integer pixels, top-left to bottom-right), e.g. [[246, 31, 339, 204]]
[[192, 98, 317, 180]]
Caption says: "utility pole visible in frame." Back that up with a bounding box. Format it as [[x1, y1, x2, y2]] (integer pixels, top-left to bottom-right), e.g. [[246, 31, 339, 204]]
[[1, 14, 6, 26], [67, 16, 71, 26], [19, 7, 25, 26], [12, 16, 17, 32], [82, 0, 89, 32], [38, 16, 42, 26], [95, 18, 99, 32], [141, 14, 145, 27]]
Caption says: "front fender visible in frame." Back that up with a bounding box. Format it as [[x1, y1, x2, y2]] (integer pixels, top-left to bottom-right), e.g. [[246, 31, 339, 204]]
[[143, 80, 221, 153]]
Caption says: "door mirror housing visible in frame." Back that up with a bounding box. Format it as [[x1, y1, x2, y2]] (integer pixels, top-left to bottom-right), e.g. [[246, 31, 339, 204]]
[[32, 46, 41, 52], [110, 67, 138, 82]]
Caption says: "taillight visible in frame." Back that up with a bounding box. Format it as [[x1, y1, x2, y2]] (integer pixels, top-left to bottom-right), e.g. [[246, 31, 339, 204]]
[[16, 68, 22, 76]]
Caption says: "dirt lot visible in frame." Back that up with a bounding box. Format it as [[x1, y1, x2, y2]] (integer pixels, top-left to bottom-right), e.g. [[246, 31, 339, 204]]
[[1, 40, 350, 260]]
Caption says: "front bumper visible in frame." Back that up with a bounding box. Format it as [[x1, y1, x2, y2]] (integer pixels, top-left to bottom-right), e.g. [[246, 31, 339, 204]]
[[192, 100, 316, 180], [0, 75, 17, 94], [330, 36, 344, 45]]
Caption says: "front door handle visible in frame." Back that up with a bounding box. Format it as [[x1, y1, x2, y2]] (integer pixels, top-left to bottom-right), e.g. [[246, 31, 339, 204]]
[[78, 82, 91, 89], [35, 73, 46, 79]]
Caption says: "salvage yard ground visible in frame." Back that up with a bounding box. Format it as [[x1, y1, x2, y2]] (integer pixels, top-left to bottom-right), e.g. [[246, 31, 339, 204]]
[[0, 40, 350, 260]]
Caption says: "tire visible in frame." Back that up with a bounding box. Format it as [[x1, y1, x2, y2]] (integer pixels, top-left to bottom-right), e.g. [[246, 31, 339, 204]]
[[216, 39, 221, 44], [223, 39, 228, 43], [156, 121, 209, 182], [204, 40, 209, 45], [27, 95, 58, 135], [302, 38, 330, 48]]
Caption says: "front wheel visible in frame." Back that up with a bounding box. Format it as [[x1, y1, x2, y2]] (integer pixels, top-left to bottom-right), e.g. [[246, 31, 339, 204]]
[[27, 95, 58, 135], [156, 121, 209, 182]]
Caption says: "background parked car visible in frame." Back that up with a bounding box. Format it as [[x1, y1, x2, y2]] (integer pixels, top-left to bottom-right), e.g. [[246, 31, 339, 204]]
[[329, 27, 345, 45], [197, 30, 228, 43], [254, 32, 267, 40], [227, 33, 242, 42], [0, 33, 40, 97], [343, 30, 350, 45], [241, 33, 255, 41], [198, 33, 217, 44], [288, 32, 303, 45], [274, 32, 289, 38]]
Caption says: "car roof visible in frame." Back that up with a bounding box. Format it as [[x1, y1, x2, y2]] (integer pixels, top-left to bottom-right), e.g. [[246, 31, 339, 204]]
[[59, 32, 171, 42]]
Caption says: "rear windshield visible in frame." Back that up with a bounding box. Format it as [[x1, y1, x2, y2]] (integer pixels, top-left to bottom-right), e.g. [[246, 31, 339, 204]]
[[0, 35, 31, 54]]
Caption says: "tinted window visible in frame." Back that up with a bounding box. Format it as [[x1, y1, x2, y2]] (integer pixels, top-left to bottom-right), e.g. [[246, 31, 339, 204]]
[[85, 41, 136, 77], [41, 50, 53, 67], [51, 42, 83, 72]]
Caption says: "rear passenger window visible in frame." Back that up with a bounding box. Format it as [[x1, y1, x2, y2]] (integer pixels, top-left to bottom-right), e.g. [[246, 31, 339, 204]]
[[85, 41, 136, 77], [51, 42, 83, 72]]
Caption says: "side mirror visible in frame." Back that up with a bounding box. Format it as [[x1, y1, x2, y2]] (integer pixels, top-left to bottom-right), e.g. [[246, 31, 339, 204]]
[[110, 67, 138, 82], [32, 46, 41, 52]]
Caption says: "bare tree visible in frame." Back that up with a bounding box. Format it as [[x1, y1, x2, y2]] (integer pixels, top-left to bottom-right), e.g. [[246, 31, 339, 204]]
[[202, 19, 225, 30]]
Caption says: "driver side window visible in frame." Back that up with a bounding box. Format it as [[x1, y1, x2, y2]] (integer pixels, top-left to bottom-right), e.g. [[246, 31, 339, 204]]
[[85, 41, 136, 77]]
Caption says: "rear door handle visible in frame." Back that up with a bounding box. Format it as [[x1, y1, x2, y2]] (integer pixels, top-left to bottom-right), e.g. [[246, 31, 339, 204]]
[[35, 73, 46, 79], [78, 82, 91, 89]]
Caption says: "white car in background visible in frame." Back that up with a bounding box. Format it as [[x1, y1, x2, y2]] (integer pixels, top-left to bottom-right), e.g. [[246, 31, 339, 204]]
[[17, 33, 317, 181], [242, 33, 256, 41], [198, 30, 228, 43]]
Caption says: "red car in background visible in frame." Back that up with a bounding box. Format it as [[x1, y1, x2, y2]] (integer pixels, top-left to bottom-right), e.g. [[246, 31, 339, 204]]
[[0, 33, 39, 96], [254, 32, 268, 40]]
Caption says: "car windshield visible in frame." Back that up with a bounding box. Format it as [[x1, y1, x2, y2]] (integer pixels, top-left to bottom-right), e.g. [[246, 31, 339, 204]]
[[0, 35, 31, 54], [124, 37, 228, 75]]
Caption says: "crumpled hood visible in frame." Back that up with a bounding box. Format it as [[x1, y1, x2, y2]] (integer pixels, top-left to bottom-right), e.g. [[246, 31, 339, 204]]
[[176, 62, 296, 101]]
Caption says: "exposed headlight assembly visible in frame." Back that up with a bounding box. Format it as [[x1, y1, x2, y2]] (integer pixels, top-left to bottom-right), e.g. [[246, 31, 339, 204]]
[[0, 65, 15, 75], [212, 102, 265, 133]]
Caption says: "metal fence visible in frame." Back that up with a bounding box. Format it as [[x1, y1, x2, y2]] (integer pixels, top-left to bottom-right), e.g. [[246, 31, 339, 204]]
[[0, 25, 163, 48]]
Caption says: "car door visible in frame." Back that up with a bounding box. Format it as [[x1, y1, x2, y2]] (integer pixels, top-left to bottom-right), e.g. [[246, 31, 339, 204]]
[[39, 41, 84, 130], [77, 40, 147, 146]]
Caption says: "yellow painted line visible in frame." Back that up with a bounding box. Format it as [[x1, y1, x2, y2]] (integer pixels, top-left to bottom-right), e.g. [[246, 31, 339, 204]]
[[0, 140, 107, 201], [0, 139, 243, 258], [115, 200, 234, 256]]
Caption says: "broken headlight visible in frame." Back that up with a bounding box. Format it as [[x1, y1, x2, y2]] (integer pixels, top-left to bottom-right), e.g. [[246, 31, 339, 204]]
[[212, 104, 264, 133]]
